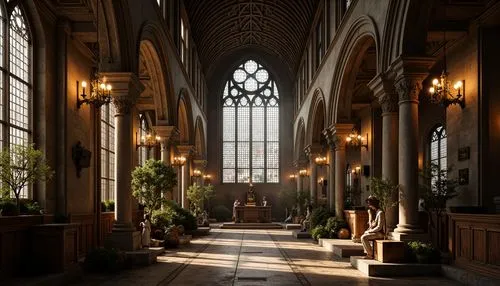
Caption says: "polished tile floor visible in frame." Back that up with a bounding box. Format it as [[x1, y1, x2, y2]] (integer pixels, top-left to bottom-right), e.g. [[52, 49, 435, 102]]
[[74, 228, 460, 286]]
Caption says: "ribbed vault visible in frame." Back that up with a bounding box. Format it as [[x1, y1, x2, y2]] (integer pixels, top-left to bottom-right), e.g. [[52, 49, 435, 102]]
[[184, 0, 319, 74]]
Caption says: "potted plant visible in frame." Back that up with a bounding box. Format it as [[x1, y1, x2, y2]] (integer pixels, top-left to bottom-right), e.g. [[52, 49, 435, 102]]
[[0, 144, 53, 214], [186, 183, 214, 217], [277, 187, 297, 221], [368, 177, 399, 238], [131, 159, 177, 213], [408, 241, 440, 264]]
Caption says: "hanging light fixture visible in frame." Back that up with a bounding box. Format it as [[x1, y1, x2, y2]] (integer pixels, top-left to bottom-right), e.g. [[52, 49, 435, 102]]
[[172, 156, 187, 166], [345, 128, 368, 150], [135, 131, 161, 150], [314, 156, 328, 166], [428, 31, 465, 109], [76, 0, 112, 109]]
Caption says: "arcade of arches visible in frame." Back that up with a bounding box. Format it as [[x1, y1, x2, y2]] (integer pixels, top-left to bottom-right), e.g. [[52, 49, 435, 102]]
[[1, 0, 500, 284]]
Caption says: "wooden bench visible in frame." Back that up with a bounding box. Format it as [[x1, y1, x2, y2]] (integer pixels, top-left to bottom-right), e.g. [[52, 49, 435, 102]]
[[373, 240, 405, 263]]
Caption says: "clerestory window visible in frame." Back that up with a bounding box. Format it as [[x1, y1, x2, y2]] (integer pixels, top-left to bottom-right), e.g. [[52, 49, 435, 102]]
[[222, 60, 279, 184]]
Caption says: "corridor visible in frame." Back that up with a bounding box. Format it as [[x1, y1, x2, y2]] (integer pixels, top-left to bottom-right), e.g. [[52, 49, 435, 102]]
[[74, 229, 459, 286]]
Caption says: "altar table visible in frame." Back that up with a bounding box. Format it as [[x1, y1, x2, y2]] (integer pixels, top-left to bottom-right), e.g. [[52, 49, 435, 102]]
[[234, 206, 271, 223]]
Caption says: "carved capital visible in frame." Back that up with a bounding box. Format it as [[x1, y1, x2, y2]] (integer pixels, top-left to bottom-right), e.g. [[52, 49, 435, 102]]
[[395, 77, 422, 104], [112, 95, 137, 115], [328, 123, 354, 151], [101, 72, 144, 115], [177, 145, 196, 158], [379, 93, 399, 113], [322, 128, 336, 150], [153, 126, 179, 145]]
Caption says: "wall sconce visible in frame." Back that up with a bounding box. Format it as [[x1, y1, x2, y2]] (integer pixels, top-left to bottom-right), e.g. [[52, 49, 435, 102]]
[[289, 174, 297, 179], [71, 141, 92, 178], [192, 169, 202, 177], [135, 132, 161, 150], [314, 156, 328, 166], [428, 73, 465, 108], [345, 128, 368, 150], [172, 156, 186, 166], [318, 177, 325, 185], [76, 73, 112, 109], [299, 169, 308, 177], [203, 174, 212, 180]]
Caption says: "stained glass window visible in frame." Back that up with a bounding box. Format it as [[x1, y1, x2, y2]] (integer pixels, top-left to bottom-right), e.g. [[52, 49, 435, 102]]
[[222, 60, 279, 183], [430, 125, 447, 190], [101, 104, 116, 201], [0, 3, 32, 198]]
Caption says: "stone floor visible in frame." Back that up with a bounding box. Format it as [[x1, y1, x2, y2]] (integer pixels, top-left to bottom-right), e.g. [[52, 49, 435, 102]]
[[71, 229, 460, 286]]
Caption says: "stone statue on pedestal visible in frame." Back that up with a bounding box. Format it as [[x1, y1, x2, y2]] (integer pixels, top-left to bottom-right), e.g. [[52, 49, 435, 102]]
[[246, 184, 256, 206], [140, 214, 151, 247]]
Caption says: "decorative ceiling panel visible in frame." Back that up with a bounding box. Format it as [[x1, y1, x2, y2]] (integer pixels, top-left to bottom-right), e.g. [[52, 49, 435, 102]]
[[184, 0, 319, 74]]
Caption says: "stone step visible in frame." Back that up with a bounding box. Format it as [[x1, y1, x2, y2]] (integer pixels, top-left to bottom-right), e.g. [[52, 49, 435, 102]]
[[293, 230, 312, 239], [179, 235, 192, 245], [125, 247, 165, 266], [284, 223, 302, 230], [221, 223, 283, 229], [189, 227, 210, 236], [350, 256, 441, 277], [319, 238, 365, 258]]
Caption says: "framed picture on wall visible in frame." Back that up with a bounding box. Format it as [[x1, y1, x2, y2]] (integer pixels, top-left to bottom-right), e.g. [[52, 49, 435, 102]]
[[458, 147, 470, 161]]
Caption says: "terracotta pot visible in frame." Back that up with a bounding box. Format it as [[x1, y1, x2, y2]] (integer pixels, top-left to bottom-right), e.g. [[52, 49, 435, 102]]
[[337, 228, 350, 239]]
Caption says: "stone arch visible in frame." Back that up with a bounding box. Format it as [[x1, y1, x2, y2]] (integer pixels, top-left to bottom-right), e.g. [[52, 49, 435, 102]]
[[295, 118, 306, 162], [328, 15, 380, 125], [381, 0, 434, 71], [194, 116, 206, 159], [306, 88, 326, 146], [177, 89, 194, 145]]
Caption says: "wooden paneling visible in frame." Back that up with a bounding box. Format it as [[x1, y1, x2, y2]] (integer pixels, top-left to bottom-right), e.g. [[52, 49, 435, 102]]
[[70, 213, 94, 257], [100, 212, 114, 245], [449, 213, 500, 278]]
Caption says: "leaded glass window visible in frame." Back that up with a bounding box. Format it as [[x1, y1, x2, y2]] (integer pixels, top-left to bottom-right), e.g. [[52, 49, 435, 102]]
[[222, 60, 279, 183], [101, 104, 116, 201], [138, 114, 148, 166], [430, 125, 447, 190], [0, 3, 32, 198]]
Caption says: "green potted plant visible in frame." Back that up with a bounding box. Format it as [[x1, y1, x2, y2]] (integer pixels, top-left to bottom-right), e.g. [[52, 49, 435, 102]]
[[368, 177, 399, 238], [278, 187, 297, 220], [408, 241, 440, 264], [131, 159, 177, 213], [186, 183, 214, 217], [0, 144, 53, 214]]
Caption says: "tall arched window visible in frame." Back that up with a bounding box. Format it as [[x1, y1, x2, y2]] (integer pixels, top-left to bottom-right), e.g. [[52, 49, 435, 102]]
[[430, 125, 447, 188], [138, 113, 149, 165], [0, 3, 32, 198], [222, 60, 279, 183], [101, 105, 115, 201]]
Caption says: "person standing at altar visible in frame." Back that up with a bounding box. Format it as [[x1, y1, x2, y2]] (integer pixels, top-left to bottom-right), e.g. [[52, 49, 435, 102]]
[[233, 199, 241, 221], [262, 196, 269, 207]]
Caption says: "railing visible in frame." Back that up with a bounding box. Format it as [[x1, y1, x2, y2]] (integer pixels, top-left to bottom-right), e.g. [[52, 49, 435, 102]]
[[449, 213, 500, 278]]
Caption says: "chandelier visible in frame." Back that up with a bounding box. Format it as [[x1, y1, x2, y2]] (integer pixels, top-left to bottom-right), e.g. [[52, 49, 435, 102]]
[[76, 0, 112, 109], [172, 156, 187, 166], [135, 131, 161, 150], [428, 31, 465, 109], [345, 128, 368, 150]]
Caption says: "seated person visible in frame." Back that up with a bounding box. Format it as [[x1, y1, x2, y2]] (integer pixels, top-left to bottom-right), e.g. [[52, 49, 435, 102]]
[[360, 196, 385, 259], [301, 205, 313, 231], [262, 196, 269, 206]]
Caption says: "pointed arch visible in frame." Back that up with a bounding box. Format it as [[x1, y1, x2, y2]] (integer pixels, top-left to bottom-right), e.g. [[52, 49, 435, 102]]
[[177, 88, 194, 145], [328, 15, 380, 126], [138, 22, 175, 124], [194, 116, 206, 159], [307, 88, 326, 146], [295, 118, 306, 162]]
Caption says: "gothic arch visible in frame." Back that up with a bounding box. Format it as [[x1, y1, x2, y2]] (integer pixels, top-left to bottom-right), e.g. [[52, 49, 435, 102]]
[[138, 22, 175, 124], [177, 89, 194, 145], [194, 116, 206, 159], [328, 15, 380, 126], [306, 88, 326, 146], [295, 118, 306, 162]]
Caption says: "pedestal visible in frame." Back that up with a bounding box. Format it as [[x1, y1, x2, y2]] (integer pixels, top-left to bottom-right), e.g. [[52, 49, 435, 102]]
[[105, 230, 142, 251]]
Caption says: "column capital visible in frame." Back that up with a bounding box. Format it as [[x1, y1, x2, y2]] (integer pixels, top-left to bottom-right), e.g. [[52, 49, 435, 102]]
[[390, 56, 434, 104], [322, 128, 336, 150], [293, 159, 308, 169], [153, 125, 179, 144], [368, 73, 398, 113], [101, 72, 144, 115], [304, 144, 323, 160], [192, 159, 208, 169], [177, 144, 196, 158], [327, 123, 355, 150]]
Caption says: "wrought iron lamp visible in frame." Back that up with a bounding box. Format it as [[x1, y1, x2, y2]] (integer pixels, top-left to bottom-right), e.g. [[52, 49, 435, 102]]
[[172, 156, 186, 166], [289, 174, 297, 180], [135, 132, 161, 150], [428, 31, 465, 109], [192, 169, 202, 177], [299, 169, 308, 177], [345, 128, 368, 149], [314, 156, 328, 166]]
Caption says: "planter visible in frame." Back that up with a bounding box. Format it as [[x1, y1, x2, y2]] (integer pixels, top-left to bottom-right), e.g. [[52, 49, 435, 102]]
[[416, 254, 431, 264], [344, 210, 369, 243], [337, 228, 350, 239]]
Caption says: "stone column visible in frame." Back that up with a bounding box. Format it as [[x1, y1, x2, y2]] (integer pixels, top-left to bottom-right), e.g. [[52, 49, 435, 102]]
[[153, 126, 179, 201], [368, 75, 399, 231], [323, 129, 336, 212], [178, 145, 195, 209], [192, 159, 208, 186], [329, 124, 354, 218], [293, 159, 307, 215], [102, 72, 144, 251], [305, 144, 322, 206], [391, 57, 433, 239]]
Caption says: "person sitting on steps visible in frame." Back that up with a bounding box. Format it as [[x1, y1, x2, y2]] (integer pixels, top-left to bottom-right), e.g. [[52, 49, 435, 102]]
[[361, 196, 385, 259]]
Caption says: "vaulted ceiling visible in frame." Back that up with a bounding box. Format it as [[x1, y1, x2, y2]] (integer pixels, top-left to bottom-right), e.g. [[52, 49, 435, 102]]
[[184, 0, 320, 75]]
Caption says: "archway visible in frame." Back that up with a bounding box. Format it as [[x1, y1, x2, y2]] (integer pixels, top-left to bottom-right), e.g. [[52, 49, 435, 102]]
[[177, 90, 194, 145], [194, 116, 206, 159]]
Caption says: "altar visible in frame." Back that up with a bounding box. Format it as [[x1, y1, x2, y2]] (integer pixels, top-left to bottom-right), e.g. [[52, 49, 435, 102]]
[[234, 206, 271, 223]]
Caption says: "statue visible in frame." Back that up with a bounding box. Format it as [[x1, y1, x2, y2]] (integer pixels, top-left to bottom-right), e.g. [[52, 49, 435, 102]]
[[301, 204, 313, 231], [246, 183, 256, 206], [360, 196, 386, 259], [233, 199, 241, 221], [140, 213, 151, 247], [262, 196, 269, 207]]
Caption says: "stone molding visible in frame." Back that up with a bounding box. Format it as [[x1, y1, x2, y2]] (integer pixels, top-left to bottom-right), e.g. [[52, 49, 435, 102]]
[[389, 56, 434, 105], [379, 93, 399, 113], [192, 159, 208, 169], [293, 159, 308, 169], [153, 125, 179, 145], [322, 128, 337, 150], [304, 144, 323, 160], [177, 144, 196, 157]]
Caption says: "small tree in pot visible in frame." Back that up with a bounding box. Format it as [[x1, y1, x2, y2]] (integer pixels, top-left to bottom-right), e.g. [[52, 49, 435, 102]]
[[368, 177, 399, 239], [131, 159, 177, 213], [0, 144, 53, 214], [187, 183, 214, 217]]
